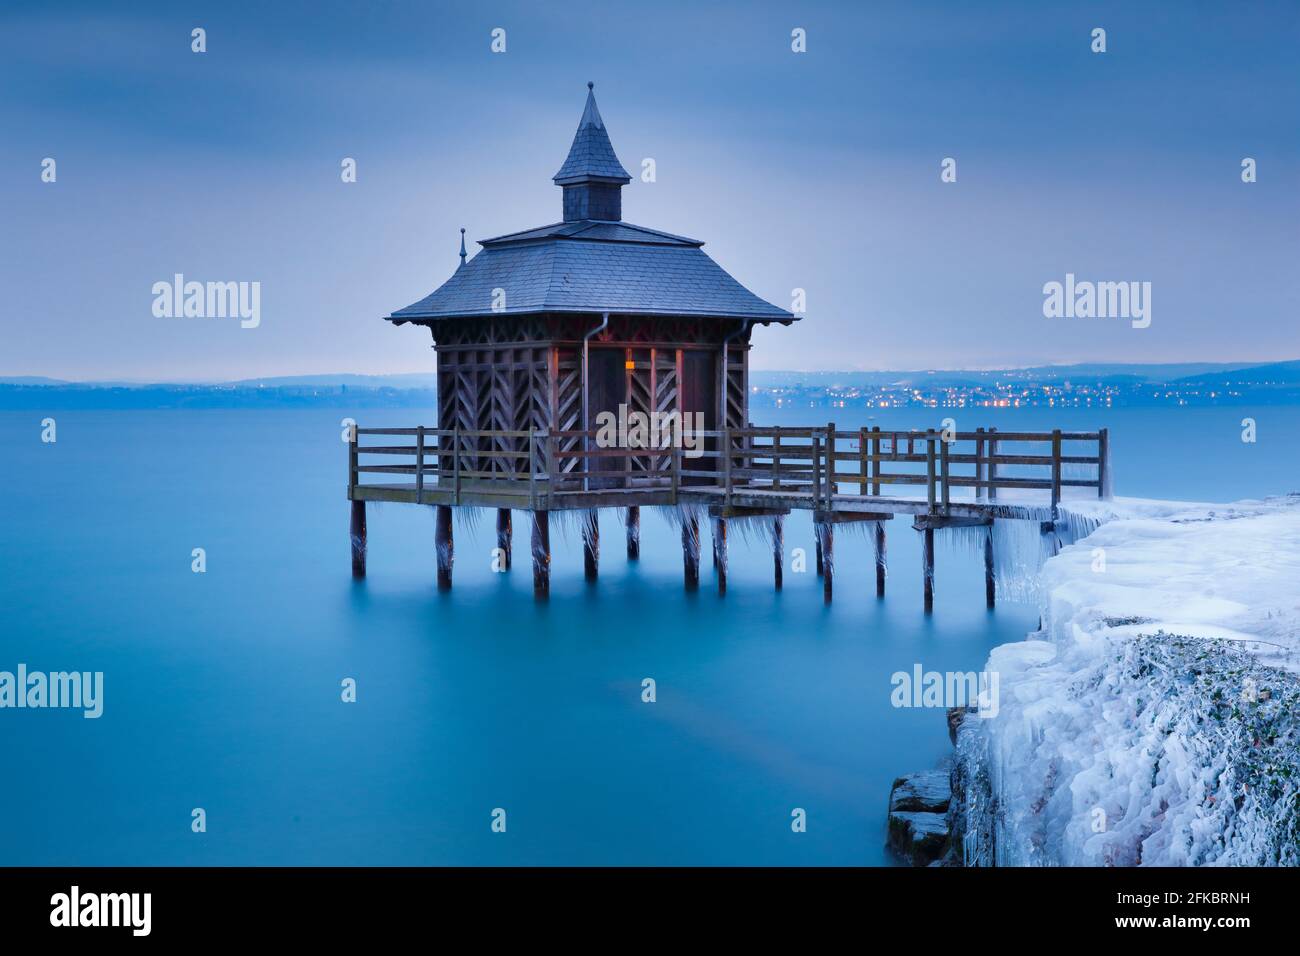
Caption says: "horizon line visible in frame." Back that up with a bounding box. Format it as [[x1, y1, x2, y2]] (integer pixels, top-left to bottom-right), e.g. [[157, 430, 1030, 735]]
[[4, 356, 1299, 387]]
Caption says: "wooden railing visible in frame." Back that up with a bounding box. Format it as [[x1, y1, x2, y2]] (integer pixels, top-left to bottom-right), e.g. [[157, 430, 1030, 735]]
[[349, 424, 1110, 511], [737, 425, 1111, 511]]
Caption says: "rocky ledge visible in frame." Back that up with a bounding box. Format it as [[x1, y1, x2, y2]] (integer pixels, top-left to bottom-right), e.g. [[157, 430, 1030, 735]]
[[886, 764, 952, 866], [886, 706, 976, 866]]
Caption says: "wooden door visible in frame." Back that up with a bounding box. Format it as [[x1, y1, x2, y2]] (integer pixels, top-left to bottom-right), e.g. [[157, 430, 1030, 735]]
[[679, 349, 717, 483]]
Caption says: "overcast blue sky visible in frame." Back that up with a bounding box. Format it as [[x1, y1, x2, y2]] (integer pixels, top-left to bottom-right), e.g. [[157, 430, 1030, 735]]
[[2, 0, 1298, 379]]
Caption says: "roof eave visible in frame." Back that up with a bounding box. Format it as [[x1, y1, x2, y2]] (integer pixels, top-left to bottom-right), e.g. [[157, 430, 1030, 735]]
[[385, 307, 798, 324], [552, 174, 632, 186]]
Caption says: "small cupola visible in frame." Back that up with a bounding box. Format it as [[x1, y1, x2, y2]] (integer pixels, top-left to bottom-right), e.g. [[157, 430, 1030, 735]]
[[552, 82, 632, 223]]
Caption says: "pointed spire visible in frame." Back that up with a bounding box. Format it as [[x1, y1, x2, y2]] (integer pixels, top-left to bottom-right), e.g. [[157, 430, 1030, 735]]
[[458, 227, 467, 267], [553, 83, 631, 222], [553, 82, 631, 185], [576, 80, 602, 130]]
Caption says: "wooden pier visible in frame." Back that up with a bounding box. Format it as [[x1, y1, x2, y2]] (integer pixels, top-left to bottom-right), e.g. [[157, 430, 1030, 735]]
[[347, 423, 1110, 607]]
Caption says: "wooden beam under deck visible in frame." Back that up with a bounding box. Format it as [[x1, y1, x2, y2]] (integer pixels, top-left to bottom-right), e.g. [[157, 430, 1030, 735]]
[[353, 482, 1049, 524], [813, 509, 894, 525], [706, 504, 790, 519], [911, 514, 993, 530]]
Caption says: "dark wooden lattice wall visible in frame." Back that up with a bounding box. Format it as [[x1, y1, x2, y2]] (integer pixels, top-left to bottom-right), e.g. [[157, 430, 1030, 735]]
[[427, 313, 750, 482]]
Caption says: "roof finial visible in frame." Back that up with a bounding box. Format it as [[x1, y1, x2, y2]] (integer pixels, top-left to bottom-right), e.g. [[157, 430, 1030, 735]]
[[587, 80, 593, 91], [458, 227, 467, 267]]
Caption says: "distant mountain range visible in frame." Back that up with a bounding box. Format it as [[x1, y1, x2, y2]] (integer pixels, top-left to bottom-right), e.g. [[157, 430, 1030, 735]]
[[749, 360, 1300, 388], [1, 361, 1298, 409], [1160, 361, 1300, 386], [746, 361, 1300, 410], [0, 374, 439, 409], [0, 372, 440, 389]]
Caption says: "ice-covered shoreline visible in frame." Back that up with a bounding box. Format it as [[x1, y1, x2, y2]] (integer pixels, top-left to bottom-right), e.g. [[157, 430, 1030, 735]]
[[957, 494, 1300, 866]]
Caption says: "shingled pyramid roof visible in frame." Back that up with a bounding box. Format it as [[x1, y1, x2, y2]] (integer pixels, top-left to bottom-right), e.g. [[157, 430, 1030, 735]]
[[552, 83, 632, 185], [386, 85, 794, 326]]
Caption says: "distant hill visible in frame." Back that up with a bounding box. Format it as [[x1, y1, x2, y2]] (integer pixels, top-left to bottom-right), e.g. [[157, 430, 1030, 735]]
[[0, 379, 437, 410], [0, 376, 71, 386], [226, 373, 439, 389], [994, 362, 1256, 383], [1172, 360, 1300, 386], [749, 362, 1262, 389], [0, 373, 438, 389]]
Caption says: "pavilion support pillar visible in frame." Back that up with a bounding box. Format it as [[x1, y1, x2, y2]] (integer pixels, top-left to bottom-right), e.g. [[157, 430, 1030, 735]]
[[713, 517, 728, 595], [531, 511, 551, 599], [815, 535, 824, 576], [922, 527, 935, 613], [874, 521, 887, 598], [626, 506, 640, 560], [682, 514, 700, 590], [582, 509, 599, 581], [435, 505, 454, 590], [349, 499, 366, 578], [496, 509, 512, 570], [816, 515, 833, 604], [772, 515, 784, 591], [984, 527, 996, 608]]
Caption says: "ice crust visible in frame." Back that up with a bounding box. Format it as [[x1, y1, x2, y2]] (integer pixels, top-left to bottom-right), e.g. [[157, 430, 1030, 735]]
[[957, 495, 1300, 866]]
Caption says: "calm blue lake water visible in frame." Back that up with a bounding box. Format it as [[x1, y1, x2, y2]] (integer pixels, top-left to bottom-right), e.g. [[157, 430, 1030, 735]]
[[2, 405, 1296, 865]]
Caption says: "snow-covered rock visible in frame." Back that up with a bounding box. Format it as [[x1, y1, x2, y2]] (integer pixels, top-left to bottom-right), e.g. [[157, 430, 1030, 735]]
[[890, 768, 952, 814], [888, 767, 953, 865]]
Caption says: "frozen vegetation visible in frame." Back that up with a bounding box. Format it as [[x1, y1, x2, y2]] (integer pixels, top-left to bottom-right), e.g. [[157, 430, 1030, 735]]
[[956, 494, 1300, 866]]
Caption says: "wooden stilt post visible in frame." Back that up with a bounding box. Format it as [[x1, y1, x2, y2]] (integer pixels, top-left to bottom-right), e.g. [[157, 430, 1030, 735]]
[[531, 511, 550, 598], [988, 427, 999, 501], [984, 526, 996, 608], [1050, 428, 1062, 518], [496, 509, 512, 570], [714, 517, 728, 595], [582, 509, 599, 581], [874, 521, 886, 598], [813, 431, 825, 576], [922, 527, 935, 613], [435, 505, 453, 590], [349, 499, 366, 578], [626, 506, 640, 560], [1098, 427, 1111, 499], [773, 515, 784, 590], [871, 426, 882, 496], [926, 432, 937, 514], [818, 516, 833, 604], [682, 514, 700, 590]]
